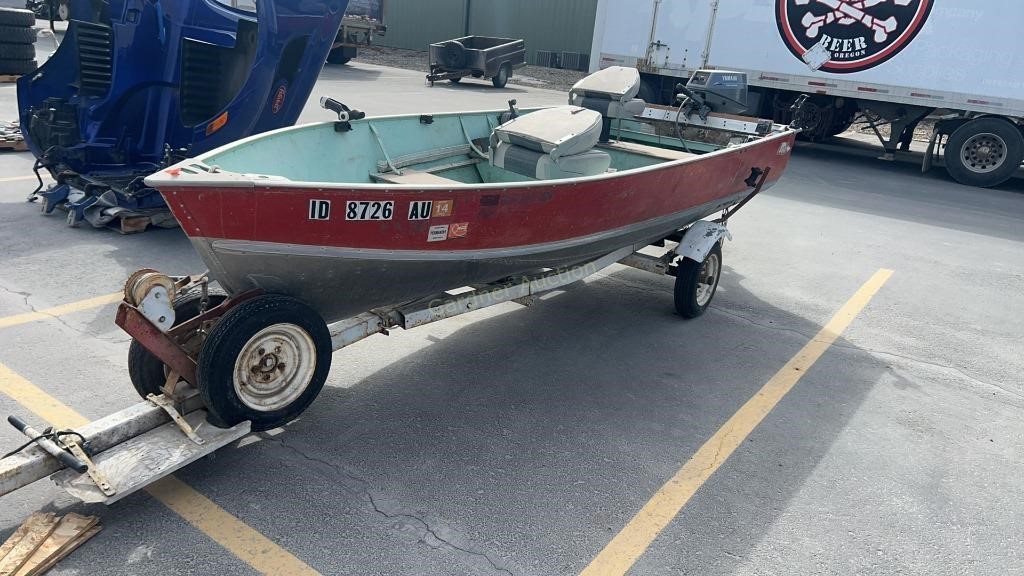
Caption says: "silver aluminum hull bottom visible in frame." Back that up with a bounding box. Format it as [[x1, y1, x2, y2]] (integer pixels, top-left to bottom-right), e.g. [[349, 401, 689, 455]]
[[193, 193, 747, 323]]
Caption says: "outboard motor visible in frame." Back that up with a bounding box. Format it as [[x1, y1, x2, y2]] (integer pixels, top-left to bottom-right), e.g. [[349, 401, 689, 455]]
[[683, 70, 749, 115]]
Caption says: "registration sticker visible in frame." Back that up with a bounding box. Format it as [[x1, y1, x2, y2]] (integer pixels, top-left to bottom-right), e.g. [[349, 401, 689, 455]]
[[433, 200, 453, 218], [449, 222, 469, 238], [345, 201, 394, 221], [427, 224, 449, 242]]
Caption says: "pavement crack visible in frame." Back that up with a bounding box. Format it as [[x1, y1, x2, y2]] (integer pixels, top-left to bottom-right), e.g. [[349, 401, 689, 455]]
[[713, 306, 816, 341], [0, 282, 107, 338], [715, 307, 1021, 400], [265, 435, 515, 575], [366, 492, 515, 576], [829, 343, 1024, 401], [0, 283, 33, 311]]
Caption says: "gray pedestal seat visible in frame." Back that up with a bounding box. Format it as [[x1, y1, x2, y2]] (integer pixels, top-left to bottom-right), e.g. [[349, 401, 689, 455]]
[[569, 66, 647, 141]]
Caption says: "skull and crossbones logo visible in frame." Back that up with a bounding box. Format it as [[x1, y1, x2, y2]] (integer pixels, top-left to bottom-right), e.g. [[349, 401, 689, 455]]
[[776, 0, 932, 73], [797, 0, 912, 43]]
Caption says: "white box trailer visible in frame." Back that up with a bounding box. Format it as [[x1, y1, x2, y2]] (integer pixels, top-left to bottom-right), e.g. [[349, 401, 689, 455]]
[[590, 0, 1024, 187]]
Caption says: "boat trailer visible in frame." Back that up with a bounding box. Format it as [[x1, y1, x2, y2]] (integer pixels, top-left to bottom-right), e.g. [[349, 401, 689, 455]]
[[0, 172, 769, 504]]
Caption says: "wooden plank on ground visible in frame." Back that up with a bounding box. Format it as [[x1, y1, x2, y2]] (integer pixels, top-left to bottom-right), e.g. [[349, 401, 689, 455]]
[[0, 514, 58, 576], [0, 516, 37, 562], [26, 526, 101, 576], [14, 514, 98, 576]]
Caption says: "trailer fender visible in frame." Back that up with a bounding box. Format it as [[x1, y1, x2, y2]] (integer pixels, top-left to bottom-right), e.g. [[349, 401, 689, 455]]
[[675, 221, 731, 263]]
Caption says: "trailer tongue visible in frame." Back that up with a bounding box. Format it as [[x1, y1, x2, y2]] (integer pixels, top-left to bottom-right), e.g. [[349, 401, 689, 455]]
[[1, 387, 250, 505]]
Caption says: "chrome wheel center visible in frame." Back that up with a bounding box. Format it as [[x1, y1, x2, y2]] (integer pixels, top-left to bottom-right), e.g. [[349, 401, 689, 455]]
[[962, 133, 1007, 174]]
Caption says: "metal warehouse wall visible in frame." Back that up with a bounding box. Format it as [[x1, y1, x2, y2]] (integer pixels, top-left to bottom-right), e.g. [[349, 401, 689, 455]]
[[379, 0, 598, 65], [377, 0, 468, 54]]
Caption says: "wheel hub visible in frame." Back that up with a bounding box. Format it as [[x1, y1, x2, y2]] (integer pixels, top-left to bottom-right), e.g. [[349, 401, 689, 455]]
[[695, 253, 721, 307], [233, 324, 316, 412], [961, 133, 1007, 174]]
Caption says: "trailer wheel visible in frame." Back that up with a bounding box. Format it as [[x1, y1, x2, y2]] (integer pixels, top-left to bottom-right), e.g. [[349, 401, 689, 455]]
[[674, 242, 722, 319], [492, 64, 510, 89], [944, 117, 1024, 188], [449, 77, 461, 84], [197, 294, 331, 431], [57, 0, 70, 21], [0, 7, 35, 27], [127, 287, 228, 399]]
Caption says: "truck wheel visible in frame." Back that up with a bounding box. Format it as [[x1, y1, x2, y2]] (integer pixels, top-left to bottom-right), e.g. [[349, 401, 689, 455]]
[[0, 25, 37, 44], [197, 294, 331, 431], [944, 117, 1024, 188], [0, 44, 34, 60], [326, 49, 351, 65], [492, 64, 510, 89], [0, 58, 37, 75], [674, 242, 722, 319], [127, 287, 228, 399], [57, 0, 70, 21], [0, 7, 35, 27], [793, 98, 833, 141]]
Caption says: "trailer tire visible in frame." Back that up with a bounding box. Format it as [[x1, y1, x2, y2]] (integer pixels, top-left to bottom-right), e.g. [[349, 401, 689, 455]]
[[197, 294, 331, 431], [0, 25, 38, 44], [0, 58, 37, 75], [944, 117, 1024, 188], [440, 40, 466, 70], [0, 44, 35, 60], [674, 242, 722, 319], [492, 64, 510, 89], [449, 77, 461, 84], [127, 288, 228, 399], [0, 7, 35, 27]]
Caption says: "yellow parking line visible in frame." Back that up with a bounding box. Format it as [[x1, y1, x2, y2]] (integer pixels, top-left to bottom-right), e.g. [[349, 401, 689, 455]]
[[580, 269, 894, 576], [0, 293, 123, 330], [0, 361, 321, 575]]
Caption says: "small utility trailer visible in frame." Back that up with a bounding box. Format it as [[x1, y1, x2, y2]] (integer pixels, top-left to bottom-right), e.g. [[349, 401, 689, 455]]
[[427, 35, 525, 88]]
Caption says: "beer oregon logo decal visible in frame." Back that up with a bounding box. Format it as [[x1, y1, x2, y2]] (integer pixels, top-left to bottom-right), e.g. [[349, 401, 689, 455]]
[[776, 0, 933, 74]]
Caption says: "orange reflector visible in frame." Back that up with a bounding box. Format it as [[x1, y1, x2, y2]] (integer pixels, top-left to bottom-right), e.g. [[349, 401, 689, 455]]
[[206, 112, 229, 136]]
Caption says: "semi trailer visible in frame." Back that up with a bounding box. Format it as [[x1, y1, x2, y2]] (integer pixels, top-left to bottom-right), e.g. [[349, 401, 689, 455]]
[[590, 0, 1024, 187]]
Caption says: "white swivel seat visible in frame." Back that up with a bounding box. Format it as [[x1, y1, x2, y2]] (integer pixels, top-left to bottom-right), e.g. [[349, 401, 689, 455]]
[[569, 66, 647, 141], [489, 105, 612, 180]]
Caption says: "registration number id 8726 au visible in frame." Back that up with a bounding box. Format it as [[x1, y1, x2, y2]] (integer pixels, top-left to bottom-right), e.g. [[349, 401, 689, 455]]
[[345, 201, 394, 221]]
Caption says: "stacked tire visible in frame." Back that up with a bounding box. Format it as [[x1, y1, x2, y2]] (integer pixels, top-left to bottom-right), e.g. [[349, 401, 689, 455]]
[[0, 8, 38, 76]]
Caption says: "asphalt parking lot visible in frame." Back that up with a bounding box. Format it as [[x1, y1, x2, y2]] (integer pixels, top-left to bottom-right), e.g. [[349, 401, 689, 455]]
[[1, 56, 1023, 576]]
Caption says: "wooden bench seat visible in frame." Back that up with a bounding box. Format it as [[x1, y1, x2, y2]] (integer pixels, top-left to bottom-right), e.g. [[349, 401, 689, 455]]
[[371, 170, 461, 186]]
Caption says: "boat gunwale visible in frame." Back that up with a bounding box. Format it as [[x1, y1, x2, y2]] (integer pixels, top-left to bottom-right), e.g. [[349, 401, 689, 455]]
[[146, 107, 798, 192]]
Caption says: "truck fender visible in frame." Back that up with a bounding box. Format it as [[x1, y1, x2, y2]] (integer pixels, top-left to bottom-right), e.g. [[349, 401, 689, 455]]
[[675, 221, 731, 263]]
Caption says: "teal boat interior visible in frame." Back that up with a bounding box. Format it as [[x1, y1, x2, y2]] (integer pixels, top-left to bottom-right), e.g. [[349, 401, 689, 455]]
[[188, 67, 782, 188]]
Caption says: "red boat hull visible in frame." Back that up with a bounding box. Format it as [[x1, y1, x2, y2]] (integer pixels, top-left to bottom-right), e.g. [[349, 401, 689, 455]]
[[156, 130, 796, 322]]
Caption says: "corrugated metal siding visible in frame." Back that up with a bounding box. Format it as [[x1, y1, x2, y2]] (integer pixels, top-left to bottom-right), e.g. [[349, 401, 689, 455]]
[[378, 0, 468, 51], [469, 0, 597, 65], [377, 0, 597, 66]]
